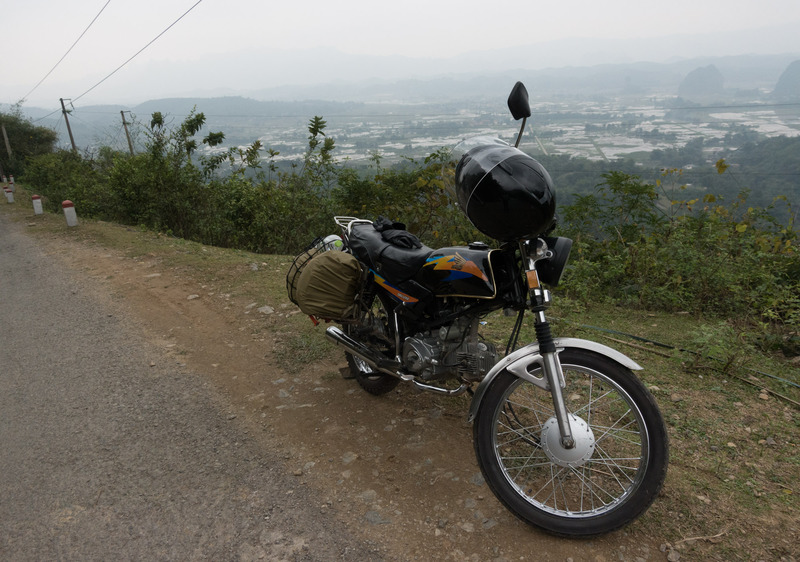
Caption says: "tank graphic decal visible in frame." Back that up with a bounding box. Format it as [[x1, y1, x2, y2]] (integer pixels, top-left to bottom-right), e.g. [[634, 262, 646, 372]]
[[373, 271, 419, 303], [416, 248, 497, 299], [424, 253, 489, 282]]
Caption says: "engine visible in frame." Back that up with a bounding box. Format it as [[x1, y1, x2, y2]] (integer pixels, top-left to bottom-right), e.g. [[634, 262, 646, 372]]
[[401, 317, 497, 382]]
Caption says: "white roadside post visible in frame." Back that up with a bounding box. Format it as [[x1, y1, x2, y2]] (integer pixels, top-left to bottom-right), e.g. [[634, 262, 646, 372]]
[[62, 200, 78, 227], [32, 194, 43, 215]]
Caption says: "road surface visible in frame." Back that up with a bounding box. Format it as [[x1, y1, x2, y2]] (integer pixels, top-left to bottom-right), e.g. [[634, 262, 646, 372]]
[[0, 211, 384, 560]]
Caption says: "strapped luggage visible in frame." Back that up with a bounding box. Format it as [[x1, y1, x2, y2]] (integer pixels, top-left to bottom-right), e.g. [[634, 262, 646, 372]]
[[286, 237, 363, 321]]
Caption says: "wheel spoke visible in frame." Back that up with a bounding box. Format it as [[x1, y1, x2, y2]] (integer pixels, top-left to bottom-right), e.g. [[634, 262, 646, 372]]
[[566, 464, 618, 507], [506, 396, 551, 427], [570, 386, 614, 419], [524, 464, 569, 507], [498, 406, 541, 445], [591, 443, 639, 486]]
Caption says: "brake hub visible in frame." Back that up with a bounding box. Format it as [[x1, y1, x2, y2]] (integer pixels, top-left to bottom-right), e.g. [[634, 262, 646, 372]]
[[541, 413, 596, 468]]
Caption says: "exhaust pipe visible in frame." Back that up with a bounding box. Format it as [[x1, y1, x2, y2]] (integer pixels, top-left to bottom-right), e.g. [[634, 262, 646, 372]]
[[325, 326, 408, 379], [325, 326, 472, 397]]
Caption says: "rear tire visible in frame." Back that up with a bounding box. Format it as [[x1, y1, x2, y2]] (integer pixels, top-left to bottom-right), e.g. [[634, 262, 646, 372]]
[[473, 348, 668, 536], [343, 291, 400, 396], [345, 353, 400, 395]]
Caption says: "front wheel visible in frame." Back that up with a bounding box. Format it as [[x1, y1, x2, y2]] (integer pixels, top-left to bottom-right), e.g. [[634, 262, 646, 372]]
[[473, 348, 668, 537]]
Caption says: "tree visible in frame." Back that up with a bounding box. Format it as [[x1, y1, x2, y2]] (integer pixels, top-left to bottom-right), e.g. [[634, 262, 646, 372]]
[[0, 106, 58, 175], [303, 116, 337, 188]]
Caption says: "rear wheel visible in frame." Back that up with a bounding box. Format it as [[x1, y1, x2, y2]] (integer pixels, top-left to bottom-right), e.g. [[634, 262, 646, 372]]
[[473, 348, 668, 536], [345, 353, 400, 395], [343, 292, 400, 396]]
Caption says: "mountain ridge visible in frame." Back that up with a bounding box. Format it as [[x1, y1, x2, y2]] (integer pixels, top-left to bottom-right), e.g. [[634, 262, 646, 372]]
[[8, 53, 798, 118]]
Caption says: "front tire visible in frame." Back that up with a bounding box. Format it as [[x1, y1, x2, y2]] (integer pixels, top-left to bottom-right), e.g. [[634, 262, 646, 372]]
[[473, 348, 668, 536]]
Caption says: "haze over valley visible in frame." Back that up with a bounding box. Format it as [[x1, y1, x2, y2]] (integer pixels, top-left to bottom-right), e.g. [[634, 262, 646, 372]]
[[9, 52, 799, 166]]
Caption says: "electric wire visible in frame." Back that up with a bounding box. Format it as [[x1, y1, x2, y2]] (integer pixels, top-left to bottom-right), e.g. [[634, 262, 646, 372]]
[[67, 111, 122, 148], [20, 0, 112, 103], [111, 126, 125, 152], [32, 108, 63, 123], [71, 0, 204, 104]]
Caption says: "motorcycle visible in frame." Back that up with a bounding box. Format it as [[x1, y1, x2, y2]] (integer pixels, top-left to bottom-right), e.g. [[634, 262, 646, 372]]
[[286, 82, 668, 537]]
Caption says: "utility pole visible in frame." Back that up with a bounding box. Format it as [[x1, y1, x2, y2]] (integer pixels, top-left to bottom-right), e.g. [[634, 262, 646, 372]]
[[60, 98, 77, 153], [120, 111, 134, 156], [1, 123, 10, 177], [1, 124, 12, 159]]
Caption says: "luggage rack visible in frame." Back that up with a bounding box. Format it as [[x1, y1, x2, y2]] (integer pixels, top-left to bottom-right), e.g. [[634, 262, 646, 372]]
[[334, 216, 372, 246]]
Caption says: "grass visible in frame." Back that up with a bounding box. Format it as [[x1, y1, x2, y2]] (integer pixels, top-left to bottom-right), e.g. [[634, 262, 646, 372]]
[[273, 332, 338, 374], [3, 184, 799, 559]]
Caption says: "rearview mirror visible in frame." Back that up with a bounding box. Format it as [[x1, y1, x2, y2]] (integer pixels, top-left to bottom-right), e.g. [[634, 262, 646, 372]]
[[508, 82, 531, 120]]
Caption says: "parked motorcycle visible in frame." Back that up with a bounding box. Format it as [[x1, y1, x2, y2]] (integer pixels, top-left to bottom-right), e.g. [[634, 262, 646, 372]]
[[287, 82, 668, 536]]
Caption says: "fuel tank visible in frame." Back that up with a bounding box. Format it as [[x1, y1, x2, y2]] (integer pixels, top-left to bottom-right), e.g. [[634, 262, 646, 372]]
[[415, 244, 496, 298]]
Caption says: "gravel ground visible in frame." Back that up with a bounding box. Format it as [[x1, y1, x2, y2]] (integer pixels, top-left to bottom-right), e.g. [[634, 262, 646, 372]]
[[0, 212, 385, 560]]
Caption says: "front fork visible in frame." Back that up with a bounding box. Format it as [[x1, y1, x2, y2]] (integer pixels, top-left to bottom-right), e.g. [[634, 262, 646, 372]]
[[522, 240, 575, 450]]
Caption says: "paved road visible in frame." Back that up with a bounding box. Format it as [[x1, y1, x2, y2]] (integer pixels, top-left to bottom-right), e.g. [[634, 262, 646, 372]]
[[0, 212, 383, 560]]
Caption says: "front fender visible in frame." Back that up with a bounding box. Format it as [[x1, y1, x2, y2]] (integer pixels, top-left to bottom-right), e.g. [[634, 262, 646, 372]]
[[467, 337, 642, 423]]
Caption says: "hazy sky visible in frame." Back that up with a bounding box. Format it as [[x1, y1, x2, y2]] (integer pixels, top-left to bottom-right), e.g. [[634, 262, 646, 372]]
[[3, 0, 800, 107]]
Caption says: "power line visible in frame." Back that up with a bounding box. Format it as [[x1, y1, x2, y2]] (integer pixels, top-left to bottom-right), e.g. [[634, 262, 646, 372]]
[[72, 0, 204, 104], [32, 108, 63, 123], [20, 0, 112, 103], [67, 110, 113, 138]]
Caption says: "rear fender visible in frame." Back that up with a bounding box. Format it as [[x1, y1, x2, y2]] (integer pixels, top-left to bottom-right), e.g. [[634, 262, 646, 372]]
[[467, 337, 642, 423]]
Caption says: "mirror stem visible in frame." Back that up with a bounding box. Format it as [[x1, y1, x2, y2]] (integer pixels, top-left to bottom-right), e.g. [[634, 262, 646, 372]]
[[514, 117, 527, 148]]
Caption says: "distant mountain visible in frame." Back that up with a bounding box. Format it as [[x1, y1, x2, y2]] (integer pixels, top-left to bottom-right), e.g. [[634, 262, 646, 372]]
[[7, 53, 799, 152], [239, 54, 797, 104], [131, 97, 368, 119], [152, 44, 797, 103], [678, 65, 725, 100], [772, 60, 800, 100]]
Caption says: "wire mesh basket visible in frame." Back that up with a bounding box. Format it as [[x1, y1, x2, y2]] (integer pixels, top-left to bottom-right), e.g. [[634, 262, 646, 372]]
[[286, 235, 343, 306]]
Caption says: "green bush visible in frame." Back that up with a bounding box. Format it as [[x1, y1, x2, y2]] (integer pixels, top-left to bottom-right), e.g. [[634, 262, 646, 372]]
[[0, 109, 58, 177], [558, 170, 798, 335], [22, 149, 115, 216]]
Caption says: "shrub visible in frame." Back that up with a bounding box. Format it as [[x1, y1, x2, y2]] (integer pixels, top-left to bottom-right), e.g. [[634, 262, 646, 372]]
[[22, 149, 114, 216], [558, 170, 798, 338]]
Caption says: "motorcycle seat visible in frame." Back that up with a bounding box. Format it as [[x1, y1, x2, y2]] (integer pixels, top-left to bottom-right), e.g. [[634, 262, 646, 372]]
[[348, 222, 433, 282]]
